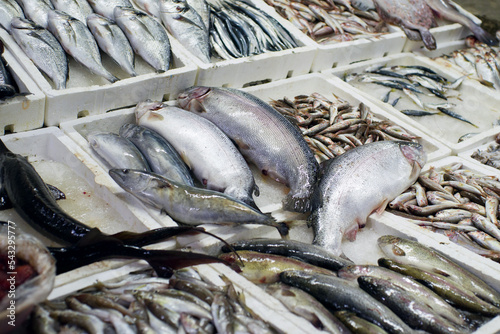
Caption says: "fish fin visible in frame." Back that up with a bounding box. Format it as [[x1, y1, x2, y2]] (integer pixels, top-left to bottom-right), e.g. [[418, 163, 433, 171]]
[[47, 184, 66, 200], [344, 224, 359, 242], [373, 199, 390, 215], [419, 29, 437, 50], [145, 250, 227, 278]]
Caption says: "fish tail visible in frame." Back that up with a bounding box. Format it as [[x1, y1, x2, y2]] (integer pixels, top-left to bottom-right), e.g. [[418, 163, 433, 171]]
[[420, 29, 437, 50], [469, 25, 499, 46]]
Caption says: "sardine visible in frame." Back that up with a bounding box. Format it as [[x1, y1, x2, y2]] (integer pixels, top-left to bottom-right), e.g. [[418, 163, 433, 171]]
[[0, 0, 24, 32], [10, 18, 68, 90], [178, 86, 319, 213], [51, 0, 93, 24], [87, 14, 137, 77], [135, 102, 258, 207], [114, 6, 171, 72], [16, 0, 53, 28], [87, 0, 133, 20], [310, 141, 426, 255], [47, 10, 119, 83]]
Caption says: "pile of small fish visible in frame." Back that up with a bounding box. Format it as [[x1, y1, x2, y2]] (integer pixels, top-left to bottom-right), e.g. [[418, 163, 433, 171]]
[[344, 64, 478, 126], [433, 36, 500, 90], [263, 0, 387, 44], [268, 92, 419, 163], [471, 134, 500, 169], [220, 236, 499, 333], [388, 162, 500, 261], [30, 268, 277, 333]]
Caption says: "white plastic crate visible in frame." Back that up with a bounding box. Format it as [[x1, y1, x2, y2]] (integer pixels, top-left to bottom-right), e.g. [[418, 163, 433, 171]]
[[0, 43, 45, 135], [0, 29, 198, 126], [324, 53, 500, 154], [458, 133, 500, 175]]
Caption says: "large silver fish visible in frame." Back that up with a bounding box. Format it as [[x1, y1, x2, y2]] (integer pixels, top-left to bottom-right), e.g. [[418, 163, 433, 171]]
[[16, 0, 53, 28], [87, 13, 137, 77], [87, 0, 133, 20], [10, 17, 68, 89], [135, 101, 259, 208], [47, 10, 119, 83], [0, 0, 24, 32], [159, 0, 211, 63], [186, 0, 210, 31], [114, 6, 171, 72], [50, 0, 93, 24], [310, 141, 426, 256], [177, 86, 319, 213]]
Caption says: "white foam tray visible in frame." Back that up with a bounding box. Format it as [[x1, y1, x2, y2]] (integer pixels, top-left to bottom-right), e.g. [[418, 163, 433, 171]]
[[324, 53, 500, 155], [0, 43, 45, 135], [0, 29, 198, 127], [458, 134, 500, 175]]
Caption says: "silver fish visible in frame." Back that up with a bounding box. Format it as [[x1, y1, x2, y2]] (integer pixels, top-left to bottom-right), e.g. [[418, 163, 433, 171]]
[[114, 6, 172, 72], [17, 0, 53, 28], [47, 10, 119, 83], [186, 0, 210, 31], [87, 0, 133, 20], [50, 0, 93, 24], [87, 132, 150, 171], [119, 123, 193, 186], [159, 0, 211, 63], [87, 13, 137, 77], [0, 0, 24, 32], [135, 102, 259, 208], [10, 17, 68, 89], [177, 86, 319, 213], [310, 141, 426, 255], [132, 0, 161, 17]]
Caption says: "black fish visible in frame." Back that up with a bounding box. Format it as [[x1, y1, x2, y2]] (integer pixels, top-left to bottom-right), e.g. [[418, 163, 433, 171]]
[[0, 41, 16, 99]]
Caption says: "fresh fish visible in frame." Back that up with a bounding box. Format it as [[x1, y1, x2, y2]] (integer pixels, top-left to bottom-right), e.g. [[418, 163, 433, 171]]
[[47, 10, 119, 83], [425, 0, 498, 46], [186, 0, 210, 31], [87, 132, 150, 171], [219, 251, 334, 283], [0, 43, 16, 99], [334, 310, 389, 333], [476, 56, 500, 89], [310, 141, 426, 255], [108, 169, 288, 236], [50, 0, 93, 24], [16, 0, 54, 28], [119, 124, 193, 186], [280, 270, 418, 334], [372, 0, 436, 50], [87, 14, 137, 77], [10, 18, 68, 89], [378, 235, 500, 308], [401, 109, 438, 116], [352, 0, 375, 11], [159, 0, 211, 63], [221, 238, 353, 271], [452, 50, 476, 74], [49, 310, 107, 334], [135, 102, 259, 208], [469, 231, 500, 252], [0, 0, 24, 31], [264, 283, 350, 333], [114, 6, 172, 72], [135, 291, 212, 319], [87, 0, 133, 20], [437, 107, 477, 127], [132, 0, 161, 17], [178, 86, 319, 213]]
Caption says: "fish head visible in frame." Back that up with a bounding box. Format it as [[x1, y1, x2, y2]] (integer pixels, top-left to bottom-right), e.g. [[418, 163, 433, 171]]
[[398, 141, 426, 179], [10, 17, 38, 30], [135, 100, 165, 121], [177, 86, 210, 113], [160, 0, 189, 14], [377, 235, 422, 264], [109, 169, 161, 193]]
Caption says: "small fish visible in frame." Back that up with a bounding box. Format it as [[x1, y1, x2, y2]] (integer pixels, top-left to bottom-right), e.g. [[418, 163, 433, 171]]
[[401, 109, 438, 117]]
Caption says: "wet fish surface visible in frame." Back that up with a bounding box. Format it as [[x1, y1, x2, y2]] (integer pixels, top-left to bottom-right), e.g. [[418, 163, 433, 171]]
[[16, 0, 54, 28], [0, 0, 24, 31]]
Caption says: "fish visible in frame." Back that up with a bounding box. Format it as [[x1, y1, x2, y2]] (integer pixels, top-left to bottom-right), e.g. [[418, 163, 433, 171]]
[[87, 132, 150, 171], [0, 43, 16, 99], [135, 102, 259, 208], [132, 0, 160, 17], [280, 270, 418, 334], [47, 10, 119, 83], [114, 6, 172, 72], [425, 0, 498, 46], [87, 13, 137, 77], [16, 0, 53, 28], [178, 86, 319, 213], [220, 238, 353, 271], [372, 0, 437, 50], [159, 0, 211, 63], [334, 310, 389, 333], [437, 107, 477, 127], [186, 0, 210, 31], [10, 18, 68, 90], [119, 124, 193, 186], [50, 0, 93, 24], [0, 0, 24, 32], [87, 0, 133, 20], [108, 169, 288, 236], [219, 251, 335, 283], [401, 109, 438, 116], [309, 141, 426, 255]]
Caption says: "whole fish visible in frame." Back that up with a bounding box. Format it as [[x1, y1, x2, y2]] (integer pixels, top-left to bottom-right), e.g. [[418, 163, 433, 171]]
[[114, 6, 172, 72], [178, 86, 319, 213], [108, 169, 288, 236], [135, 101, 259, 208], [87, 13, 137, 77], [378, 235, 500, 308], [310, 141, 426, 255], [10, 17, 68, 90], [372, 0, 436, 50], [159, 0, 211, 63], [87, 132, 150, 171], [425, 0, 498, 46], [0, 0, 24, 32], [16, 0, 53, 28], [87, 0, 133, 20], [50, 0, 93, 24], [119, 124, 193, 186], [280, 270, 418, 334], [334, 310, 389, 333], [186, 0, 210, 31], [132, 0, 161, 17], [47, 10, 119, 83]]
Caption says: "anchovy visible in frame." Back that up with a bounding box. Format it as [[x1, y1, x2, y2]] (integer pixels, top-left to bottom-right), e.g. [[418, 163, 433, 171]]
[[0, 0, 24, 32], [51, 0, 93, 24]]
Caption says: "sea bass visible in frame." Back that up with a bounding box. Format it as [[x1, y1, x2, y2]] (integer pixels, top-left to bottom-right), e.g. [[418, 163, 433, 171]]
[[177, 86, 319, 213], [0, 0, 24, 32], [310, 141, 426, 255]]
